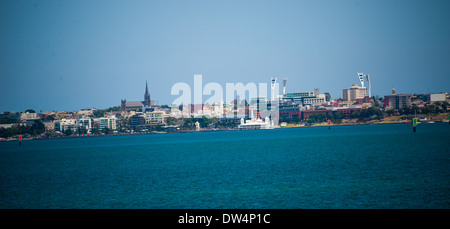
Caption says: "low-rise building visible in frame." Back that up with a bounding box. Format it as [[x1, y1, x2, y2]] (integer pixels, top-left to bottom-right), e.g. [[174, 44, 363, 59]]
[[429, 93, 446, 103], [59, 119, 78, 132], [77, 108, 95, 117], [129, 114, 145, 126], [301, 109, 332, 120], [283, 89, 326, 105], [20, 112, 37, 121], [145, 111, 165, 126], [99, 116, 116, 130]]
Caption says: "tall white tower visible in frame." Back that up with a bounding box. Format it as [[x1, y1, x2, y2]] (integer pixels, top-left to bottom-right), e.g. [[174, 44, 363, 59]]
[[357, 72, 365, 88], [282, 78, 288, 95], [271, 77, 277, 101], [364, 74, 371, 97]]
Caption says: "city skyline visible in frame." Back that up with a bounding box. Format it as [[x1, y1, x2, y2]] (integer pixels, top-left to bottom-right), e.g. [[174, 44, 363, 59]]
[[1, 0, 450, 113]]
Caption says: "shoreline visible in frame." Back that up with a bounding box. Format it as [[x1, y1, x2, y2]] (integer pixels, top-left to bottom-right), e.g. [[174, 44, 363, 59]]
[[1, 119, 447, 142]]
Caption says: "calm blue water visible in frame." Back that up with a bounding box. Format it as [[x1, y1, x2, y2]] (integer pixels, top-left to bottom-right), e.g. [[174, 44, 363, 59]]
[[1, 123, 449, 209]]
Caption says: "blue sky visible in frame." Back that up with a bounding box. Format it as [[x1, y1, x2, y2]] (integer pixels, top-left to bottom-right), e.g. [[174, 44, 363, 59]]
[[1, 0, 449, 112]]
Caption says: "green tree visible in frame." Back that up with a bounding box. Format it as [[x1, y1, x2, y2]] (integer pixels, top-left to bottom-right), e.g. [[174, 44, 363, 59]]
[[64, 128, 73, 136], [0, 117, 14, 124], [385, 109, 394, 116], [410, 104, 419, 115], [350, 111, 360, 119], [31, 120, 45, 135], [332, 112, 344, 124], [399, 107, 412, 115], [441, 101, 448, 112], [182, 118, 194, 130], [423, 104, 434, 114]]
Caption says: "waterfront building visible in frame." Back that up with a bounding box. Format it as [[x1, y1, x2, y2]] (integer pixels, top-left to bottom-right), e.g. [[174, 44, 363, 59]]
[[43, 121, 54, 132], [384, 89, 411, 110], [284, 92, 314, 103], [162, 125, 181, 133], [279, 106, 303, 120], [77, 108, 95, 117], [280, 106, 363, 121], [429, 93, 447, 103], [129, 114, 145, 126], [303, 95, 326, 105], [145, 111, 165, 126], [99, 116, 116, 130], [301, 109, 332, 120], [58, 118, 92, 133], [238, 110, 274, 130], [59, 119, 78, 132], [79, 118, 92, 130], [20, 111, 37, 121], [342, 84, 368, 102], [283, 89, 325, 105]]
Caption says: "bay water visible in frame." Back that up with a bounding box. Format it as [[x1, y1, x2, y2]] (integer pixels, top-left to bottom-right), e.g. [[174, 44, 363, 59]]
[[1, 123, 449, 208]]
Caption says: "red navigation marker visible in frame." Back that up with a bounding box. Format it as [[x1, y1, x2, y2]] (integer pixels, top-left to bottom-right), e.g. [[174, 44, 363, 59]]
[[328, 120, 331, 125], [18, 135, 22, 141]]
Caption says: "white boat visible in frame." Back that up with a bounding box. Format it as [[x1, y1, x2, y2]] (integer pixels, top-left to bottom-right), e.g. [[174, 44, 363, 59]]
[[238, 111, 275, 130]]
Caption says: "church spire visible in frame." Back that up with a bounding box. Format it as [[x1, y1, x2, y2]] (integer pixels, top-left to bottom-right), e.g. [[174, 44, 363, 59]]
[[144, 81, 151, 107]]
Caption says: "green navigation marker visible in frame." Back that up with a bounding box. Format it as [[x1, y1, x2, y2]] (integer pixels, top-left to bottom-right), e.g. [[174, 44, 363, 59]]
[[412, 117, 417, 132]]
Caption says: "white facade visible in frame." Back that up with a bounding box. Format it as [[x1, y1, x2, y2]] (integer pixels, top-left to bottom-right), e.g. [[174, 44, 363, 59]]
[[59, 118, 92, 132], [303, 94, 326, 105], [78, 118, 92, 131], [20, 112, 37, 121], [99, 116, 116, 130], [77, 108, 95, 117], [59, 119, 81, 132], [430, 93, 446, 102]]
